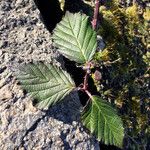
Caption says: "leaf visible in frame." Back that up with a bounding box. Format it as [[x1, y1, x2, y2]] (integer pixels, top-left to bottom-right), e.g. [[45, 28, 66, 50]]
[[53, 11, 97, 64], [17, 62, 75, 109], [81, 95, 124, 148]]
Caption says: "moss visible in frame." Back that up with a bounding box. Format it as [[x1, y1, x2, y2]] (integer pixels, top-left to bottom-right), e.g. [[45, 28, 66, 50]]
[[143, 7, 150, 21], [94, 49, 111, 62], [94, 0, 149, 149], [125, 4, 139, 21], [143, 51, 150, 65]]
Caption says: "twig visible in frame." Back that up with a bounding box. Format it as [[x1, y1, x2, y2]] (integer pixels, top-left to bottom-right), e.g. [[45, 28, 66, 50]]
[[83, 71, 89, 90], [103, 58, 121, 66], [91, 0, 100, 30], [77, 65, 92, 99], [85, 90, 92, 99]]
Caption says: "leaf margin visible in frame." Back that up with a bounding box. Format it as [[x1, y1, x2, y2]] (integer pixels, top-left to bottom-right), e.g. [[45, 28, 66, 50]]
[[17, 62, 76, 110], [81, 95, 124, 148], [53, 11, 97, 64]]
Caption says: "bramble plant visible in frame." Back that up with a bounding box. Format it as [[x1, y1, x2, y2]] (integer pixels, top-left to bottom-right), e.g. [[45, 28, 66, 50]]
[[17, 12, 124, 148]]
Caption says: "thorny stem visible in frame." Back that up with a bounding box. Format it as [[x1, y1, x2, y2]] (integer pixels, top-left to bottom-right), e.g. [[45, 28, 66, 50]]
[[91, 0, 100, 30]]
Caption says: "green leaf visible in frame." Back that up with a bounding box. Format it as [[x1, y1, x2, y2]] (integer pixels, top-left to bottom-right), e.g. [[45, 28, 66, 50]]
[[17, 62, 75, 109], [81, 95, 124, 148], [53, 11, 97, 64]]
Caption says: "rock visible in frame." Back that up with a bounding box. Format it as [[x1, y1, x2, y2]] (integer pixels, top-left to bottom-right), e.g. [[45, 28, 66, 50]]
[[97, 35, 105, 51], [0, 85, 13, 100], [0, 0, 99, 149], [0, 50, 3, 56]]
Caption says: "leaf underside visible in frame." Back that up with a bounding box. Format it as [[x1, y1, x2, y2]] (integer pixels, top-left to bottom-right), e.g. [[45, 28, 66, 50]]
[[53, 11, 97, 64], [17, 62, 75, 109], [81, 96, 124, 148]]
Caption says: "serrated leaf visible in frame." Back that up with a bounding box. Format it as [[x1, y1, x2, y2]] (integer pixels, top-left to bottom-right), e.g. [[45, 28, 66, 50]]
[[53, 11, 97, 64], [81, 95, 124, 148], [17, 62, 75, 109]]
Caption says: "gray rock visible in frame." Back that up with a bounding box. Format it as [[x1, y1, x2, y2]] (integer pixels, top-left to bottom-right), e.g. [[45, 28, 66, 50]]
[[97, 35, 105, 51], [0, 0, 99, 149]]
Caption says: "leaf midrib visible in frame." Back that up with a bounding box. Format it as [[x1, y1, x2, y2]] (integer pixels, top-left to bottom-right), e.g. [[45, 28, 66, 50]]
[[67, 15, 87, 63], [92, 97, 122, 146]]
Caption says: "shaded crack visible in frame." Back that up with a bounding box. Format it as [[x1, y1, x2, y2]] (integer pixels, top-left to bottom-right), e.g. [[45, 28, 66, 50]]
[[0, 66, 7, 74], [60, 130, 71, 150], [18, 111, 49, 148]]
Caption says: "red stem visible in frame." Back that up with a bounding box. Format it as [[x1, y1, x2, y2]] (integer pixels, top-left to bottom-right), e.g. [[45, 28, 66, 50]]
[[85, 90, 92, 99], [77, 69, 92, 99], [83, 71, 89, 90], [78, 1, 100, 99], [91, 0, 100, 30]]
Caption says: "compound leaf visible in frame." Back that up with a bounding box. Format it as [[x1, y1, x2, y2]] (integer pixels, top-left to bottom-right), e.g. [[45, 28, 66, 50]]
[[81, 95, 124, 148], [53, 11, 97, 64], [17, 62, 75, 109]]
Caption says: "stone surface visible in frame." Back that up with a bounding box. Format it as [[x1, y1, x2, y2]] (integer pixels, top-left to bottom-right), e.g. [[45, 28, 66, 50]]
[[0, 0, 99, 149]]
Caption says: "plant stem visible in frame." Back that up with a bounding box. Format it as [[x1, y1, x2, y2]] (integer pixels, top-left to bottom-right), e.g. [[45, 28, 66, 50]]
[[83, 71, 89, 90], [77, 68, 92, 99], [91, 0, 100, 30], [85, 90, 92, 99]]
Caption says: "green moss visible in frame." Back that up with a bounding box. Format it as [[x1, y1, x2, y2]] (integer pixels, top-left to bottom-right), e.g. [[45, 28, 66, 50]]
[[93, 0, 149, 149]]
